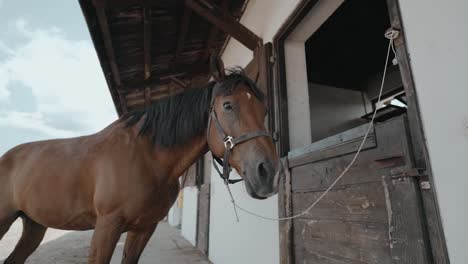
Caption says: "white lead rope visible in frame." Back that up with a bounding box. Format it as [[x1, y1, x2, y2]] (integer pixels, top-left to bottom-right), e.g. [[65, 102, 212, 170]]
[[225, 29, 400, 222]]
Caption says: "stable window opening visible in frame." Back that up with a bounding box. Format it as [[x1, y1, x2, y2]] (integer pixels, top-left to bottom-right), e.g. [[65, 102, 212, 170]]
[[304, 0, 406, 142]]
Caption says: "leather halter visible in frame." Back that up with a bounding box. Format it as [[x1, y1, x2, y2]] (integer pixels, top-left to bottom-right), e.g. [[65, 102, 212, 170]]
[[207, 84, 271, 185]]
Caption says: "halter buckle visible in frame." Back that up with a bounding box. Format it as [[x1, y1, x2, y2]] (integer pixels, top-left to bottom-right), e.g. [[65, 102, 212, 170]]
[[224, 136, 235, 149]]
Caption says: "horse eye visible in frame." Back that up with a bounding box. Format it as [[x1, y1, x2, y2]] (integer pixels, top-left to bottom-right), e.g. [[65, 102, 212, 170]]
[[223, 102, 233, 110]]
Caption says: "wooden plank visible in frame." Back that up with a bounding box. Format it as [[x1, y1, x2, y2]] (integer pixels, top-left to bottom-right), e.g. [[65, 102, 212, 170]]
[[202, 26, 220, 62], [292, 182, 388, 223], [143, 86, 151, 106], [125, 62, 209, 91], [256, 43, 275, 132], [291, 149, 383, 192], [93, 0, 181, 10], [290, 117, 412, 191], [169, 77, 187, 89], [201, 0, 230, 61], [294, 219, 391, 264], [385, 0, 449, 262], [143, 7, 152, 80], [289, 135, 377, 168], [186, 0, 262, 51], [288, 123, 374, 160], [95, 7, 128, 113], [196, 154, 212, 254], [382, 175, 431, 263], [196, 183, 210, 255], [126, 87, 185, 107], [288, 123, 377, 168], [174, 5, 192, 61], [143, 7, 152, 106], [278, 158, 294, 264]]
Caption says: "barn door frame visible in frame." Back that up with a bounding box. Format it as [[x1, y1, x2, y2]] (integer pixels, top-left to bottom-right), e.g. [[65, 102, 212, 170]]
[[271, 0, 449, 263]]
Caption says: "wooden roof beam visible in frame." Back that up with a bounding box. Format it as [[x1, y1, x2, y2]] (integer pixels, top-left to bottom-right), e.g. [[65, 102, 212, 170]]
[[201, 0, 229, 61], [186, 0, 262, 51], [95, 7, 128, 113], [169, 77, 188, 89], [143, 7, 152, 80], [174, 5, 192, 62], [125, 62, 209, 91], [143, 7, 152, 106]]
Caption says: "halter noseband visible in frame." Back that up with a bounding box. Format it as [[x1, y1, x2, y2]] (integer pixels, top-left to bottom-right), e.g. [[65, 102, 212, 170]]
[[207, 83, 271, 185]]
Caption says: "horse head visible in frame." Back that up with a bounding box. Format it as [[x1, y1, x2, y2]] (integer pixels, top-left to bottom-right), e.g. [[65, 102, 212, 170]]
[[207, 54, 282, 199]]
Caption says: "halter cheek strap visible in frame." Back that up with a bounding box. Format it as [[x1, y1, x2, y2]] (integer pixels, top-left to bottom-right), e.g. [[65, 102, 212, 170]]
[[207, 92, 271, 185]]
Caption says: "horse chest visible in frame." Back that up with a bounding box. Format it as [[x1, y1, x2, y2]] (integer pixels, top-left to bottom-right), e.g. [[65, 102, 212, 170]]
[[127, 182, 180, 228]]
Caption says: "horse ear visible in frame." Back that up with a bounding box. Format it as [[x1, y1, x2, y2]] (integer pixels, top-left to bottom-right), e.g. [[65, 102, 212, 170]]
[[210, 53, 226, 81]]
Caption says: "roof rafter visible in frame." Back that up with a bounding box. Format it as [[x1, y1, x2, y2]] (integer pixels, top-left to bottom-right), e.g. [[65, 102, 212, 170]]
[[95, 7, 128, 113], [186, 0, 262, 51], [125, 62, 209, 91], [201, 0, 230, 61], [143, 7, 152, 106], [174, 4, 192, 62]]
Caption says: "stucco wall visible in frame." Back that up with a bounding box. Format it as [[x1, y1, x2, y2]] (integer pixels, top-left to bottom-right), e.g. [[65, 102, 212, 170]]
[[208, 1, 302, 264], [398, 0, 468, 262], [181, 186, 199, 246]]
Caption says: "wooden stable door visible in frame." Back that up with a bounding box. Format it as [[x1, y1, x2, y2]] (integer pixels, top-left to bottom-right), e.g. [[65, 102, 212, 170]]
[[283, 116, 432, 263]]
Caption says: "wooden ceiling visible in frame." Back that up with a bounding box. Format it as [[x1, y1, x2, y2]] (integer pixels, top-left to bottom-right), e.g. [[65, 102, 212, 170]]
[[79, 0, 260, 115]]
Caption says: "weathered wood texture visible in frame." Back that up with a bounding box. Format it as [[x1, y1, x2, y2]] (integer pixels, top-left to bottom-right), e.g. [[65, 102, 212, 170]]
[[289, 116, 431, 264], [196, 154, 211, 255], [385, 0, 449, 262], [278, 158, 294, 264], [186, 0, 262, 51], [196, 182, 210, 255], [243, 43, 275, 134], [79, 0, 249, 115]]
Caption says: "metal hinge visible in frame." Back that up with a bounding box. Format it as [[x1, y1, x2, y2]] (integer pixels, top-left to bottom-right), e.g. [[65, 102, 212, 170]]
[[390, 167, 431, 190]]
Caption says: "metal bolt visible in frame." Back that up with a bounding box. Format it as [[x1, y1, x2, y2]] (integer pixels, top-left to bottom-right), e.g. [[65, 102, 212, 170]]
[[420, 181, 431, 190]]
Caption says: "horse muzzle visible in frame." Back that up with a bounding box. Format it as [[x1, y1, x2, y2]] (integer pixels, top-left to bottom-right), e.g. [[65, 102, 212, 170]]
[[244, 160, 281, 199]]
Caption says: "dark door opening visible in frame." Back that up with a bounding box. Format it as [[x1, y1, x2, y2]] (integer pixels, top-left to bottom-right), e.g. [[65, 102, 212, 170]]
[[305, 0, 405, 142]]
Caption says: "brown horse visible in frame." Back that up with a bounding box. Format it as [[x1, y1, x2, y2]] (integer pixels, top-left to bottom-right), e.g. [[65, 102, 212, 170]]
[[0, 56, 281, 264]]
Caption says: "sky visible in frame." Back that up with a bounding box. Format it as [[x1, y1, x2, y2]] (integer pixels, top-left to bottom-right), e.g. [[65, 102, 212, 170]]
[[0, 0, 117, 155]]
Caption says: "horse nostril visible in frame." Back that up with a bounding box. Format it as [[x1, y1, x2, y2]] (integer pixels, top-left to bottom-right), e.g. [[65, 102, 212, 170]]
[[257, 162, 272, 180]]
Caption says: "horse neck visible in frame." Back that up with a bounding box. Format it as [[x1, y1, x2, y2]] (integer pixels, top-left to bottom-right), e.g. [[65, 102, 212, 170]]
[[154, 132, 209, 181]]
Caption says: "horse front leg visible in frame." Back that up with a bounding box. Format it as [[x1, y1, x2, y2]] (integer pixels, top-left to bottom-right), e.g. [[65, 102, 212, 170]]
[[88, 214, 125, 264], [121, 223, 158, 264]]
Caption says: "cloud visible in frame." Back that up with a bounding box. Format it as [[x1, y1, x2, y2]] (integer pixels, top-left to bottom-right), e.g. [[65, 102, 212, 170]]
[[0, 111, 77, 138], [0, 19, 116, 139]]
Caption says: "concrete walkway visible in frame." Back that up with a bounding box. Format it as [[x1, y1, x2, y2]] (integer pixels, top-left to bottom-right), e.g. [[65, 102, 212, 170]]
[[0, 220, 211, 264]]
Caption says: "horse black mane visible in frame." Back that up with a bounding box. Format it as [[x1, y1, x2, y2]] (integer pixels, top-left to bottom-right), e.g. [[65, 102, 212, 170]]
[[124, 68, 265, 148]]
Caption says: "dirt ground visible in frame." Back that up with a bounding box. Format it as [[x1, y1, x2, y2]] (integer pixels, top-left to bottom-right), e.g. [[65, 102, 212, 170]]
[[0, 220, 211, 264]]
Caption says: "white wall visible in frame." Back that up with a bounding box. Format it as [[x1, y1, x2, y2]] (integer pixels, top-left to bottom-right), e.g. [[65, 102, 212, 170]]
[[181, 187, 199, 246], [284, 0, 344, 148], [209, 171, 280, 264], [209, 1, 304, 264], [309, 83, 369, 141], [398, 1, 468, 263], [167, 197, 182, 227]]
